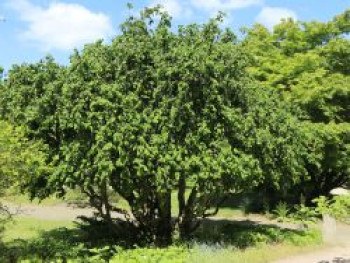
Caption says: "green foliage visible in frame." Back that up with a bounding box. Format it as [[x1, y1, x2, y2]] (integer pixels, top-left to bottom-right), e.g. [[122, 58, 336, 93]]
[[272, 202, 290, 222], [193, 220, 321, 249], [302, 123, 350, 199], [0, 8, 305, 245], [269, 201, 318, 226], [0, 121, 47, 240], [0, 121, 47, 189], [1, 5, 347, 247], [313, 195, 350, 222], [272, 195, 350, 225], [289, 204, 318, 226], [244, 9, 350, 204], [0, 120, 45, 214], [111, 246, 188, 263]]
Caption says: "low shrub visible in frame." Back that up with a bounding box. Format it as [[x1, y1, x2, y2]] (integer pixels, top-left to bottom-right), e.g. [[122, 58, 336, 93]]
[[111, 246, 188, 263], [313, 195, 350, 223], [272, 202, 290, 222]]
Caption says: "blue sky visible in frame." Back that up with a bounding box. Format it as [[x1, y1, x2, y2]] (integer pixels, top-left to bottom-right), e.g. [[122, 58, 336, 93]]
[[0, 0, 349, 70]]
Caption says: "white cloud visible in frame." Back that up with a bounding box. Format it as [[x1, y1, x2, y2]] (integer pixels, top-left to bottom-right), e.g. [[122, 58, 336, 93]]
[[148, 0, 261, 19], [191, 0, 262, 12], [256, 7, 297, 29], [8, 0, 114, 51], [149, 0, 192, 19]]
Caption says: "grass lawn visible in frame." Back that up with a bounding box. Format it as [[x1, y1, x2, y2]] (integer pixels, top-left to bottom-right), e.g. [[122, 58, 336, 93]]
[[1, 192, 324, 262], [0, 213, 323, 262], [2, 191, 243, 220], [2, 217, 74, 242], [187, 243, 323, 263], [2, 190, 90, 206], [111, 243, 323, 263]]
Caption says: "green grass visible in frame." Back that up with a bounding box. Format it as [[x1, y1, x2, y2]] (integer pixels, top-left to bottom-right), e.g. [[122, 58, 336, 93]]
[[2, 191, 77, 206], [110, 243, 323, 263], [215, 207, 245, 218], [186, 243, 323, 263], [2, 217, 74, 243], [111, 228, 323, 262], [2, 191, 244, 219], [0, 213, 323, 262], [110, 228, 323, 263], [2, 194, 62, 206], [0, 192, 324, 262]]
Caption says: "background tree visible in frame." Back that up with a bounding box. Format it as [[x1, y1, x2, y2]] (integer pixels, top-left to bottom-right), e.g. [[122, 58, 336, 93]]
[[0, 56, 64, 198], [0, 121, 47, 239], [243, 9, 350, 205], [0, 64, 48, 240]]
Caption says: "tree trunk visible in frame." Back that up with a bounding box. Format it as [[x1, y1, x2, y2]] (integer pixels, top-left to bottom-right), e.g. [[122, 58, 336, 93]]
[[155, 191, 172, 246], [179, 217, 196, 240], [178, 187, 199, 240]]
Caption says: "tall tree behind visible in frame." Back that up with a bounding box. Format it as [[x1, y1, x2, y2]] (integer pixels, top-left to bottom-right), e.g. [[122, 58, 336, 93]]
[[0, 121, 47, 238], [243, 9, 350, 204]]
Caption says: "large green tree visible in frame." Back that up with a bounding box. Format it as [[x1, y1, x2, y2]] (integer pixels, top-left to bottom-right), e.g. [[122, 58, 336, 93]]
[[1, 9, 305, 245], [243, 9, 350, 204]]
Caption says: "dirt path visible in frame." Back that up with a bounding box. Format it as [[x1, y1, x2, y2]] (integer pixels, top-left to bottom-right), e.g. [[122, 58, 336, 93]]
[[274, 244, 350, 263], [274, 222, 350, 263], [2, 200, 298, 227], [2, 201, 118, 221]]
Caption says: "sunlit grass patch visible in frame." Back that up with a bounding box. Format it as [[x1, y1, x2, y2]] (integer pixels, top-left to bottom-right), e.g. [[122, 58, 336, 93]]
[[3, 217, 74, 242]]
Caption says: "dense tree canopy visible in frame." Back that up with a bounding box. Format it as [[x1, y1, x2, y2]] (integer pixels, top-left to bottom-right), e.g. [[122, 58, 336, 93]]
[[0, 9, 306, 245], [0, 120, 47, 237], [0, 121, 46, 194], [243, 9, 350, 203], [0, 7, 348, 246]]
